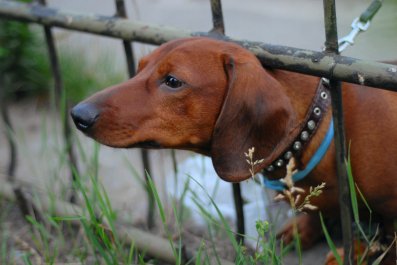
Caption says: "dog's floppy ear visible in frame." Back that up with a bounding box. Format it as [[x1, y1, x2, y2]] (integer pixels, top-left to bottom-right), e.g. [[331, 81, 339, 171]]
[[211, 55, 294, 182]]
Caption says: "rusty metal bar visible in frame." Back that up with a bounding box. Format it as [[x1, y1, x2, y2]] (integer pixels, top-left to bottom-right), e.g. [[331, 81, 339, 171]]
[[1, 1, 396, 90], [323, 1, 354, 264], [36, 0, 79, 203], [210, 0, 225, 34], [232, 183, 245, 243], [0, 84, 17, 180], [114, 0, 155, 230], [208, 0, 245, 243], [0, 83, 43, 220]]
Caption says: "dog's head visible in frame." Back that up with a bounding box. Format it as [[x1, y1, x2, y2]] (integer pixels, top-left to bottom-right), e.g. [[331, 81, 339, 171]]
[[71, 37, 294, 182]]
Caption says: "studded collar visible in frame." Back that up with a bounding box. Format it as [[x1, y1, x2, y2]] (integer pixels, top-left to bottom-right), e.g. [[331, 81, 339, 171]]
[[264, 78, 331, 174]]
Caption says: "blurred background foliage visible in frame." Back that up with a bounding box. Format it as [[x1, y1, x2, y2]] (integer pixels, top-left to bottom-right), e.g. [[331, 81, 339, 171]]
[[0, 19, 51, 99], [0, 13, 124, 103]]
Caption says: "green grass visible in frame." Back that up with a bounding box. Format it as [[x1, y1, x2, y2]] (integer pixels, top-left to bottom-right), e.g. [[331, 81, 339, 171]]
[[0, 21, 130, 263], [319, 148, 393, 265], [0, 129, 296, 265]]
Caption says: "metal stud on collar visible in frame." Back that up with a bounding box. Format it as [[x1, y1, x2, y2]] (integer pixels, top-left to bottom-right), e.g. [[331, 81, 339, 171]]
[[293, 141, 302, 151], [284, 151, 293, 160], [313, 107, 321, 116], [266, 165, 275, 172], [308, 120, 316, 130], [301, 131, 309, 141], [275, 159, 284, 167]]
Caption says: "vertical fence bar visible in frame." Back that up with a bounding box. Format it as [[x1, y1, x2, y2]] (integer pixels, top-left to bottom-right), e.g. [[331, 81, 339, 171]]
[[209, 0, 245, 244], [1, 83, 43, 220], [37, 0, 79, 203], [323, 1, 354, 264], [210, 0, 225, 34], [0, 86, 17, 179], [114, 0, 155, 230], [232, 182, 245, 243]]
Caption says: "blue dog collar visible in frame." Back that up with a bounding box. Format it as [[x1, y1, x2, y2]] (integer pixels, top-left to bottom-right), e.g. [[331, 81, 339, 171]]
[[262, 119, 334, 191]]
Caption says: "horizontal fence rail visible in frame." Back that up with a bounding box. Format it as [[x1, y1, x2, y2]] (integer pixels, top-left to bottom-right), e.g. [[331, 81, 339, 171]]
[[1, 1, 396, 91]]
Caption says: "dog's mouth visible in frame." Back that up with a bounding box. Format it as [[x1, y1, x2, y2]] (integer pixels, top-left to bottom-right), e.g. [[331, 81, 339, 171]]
[[127, 140, 163, 149], [82, 130, 163, 149]]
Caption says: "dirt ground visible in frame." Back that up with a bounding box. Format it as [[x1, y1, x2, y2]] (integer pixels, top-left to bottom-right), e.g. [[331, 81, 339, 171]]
[[1, 0, 396, 264]]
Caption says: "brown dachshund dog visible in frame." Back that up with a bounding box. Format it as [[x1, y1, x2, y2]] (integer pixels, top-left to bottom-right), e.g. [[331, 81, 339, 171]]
[[71, 37, 396, 263]]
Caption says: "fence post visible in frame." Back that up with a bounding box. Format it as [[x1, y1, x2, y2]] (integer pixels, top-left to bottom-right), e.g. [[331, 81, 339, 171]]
[[0, 85, 16, 179], [210, 0, 225, 34], [1, 82, 44, 220], [323, 1, 354, 264], [36, 0, 79, 203], [209, 0, 246, 244], [114, 0, 155, 230]]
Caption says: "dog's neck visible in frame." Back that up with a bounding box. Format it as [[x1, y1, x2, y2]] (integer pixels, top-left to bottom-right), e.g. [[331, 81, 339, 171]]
[[272, 70, 321, 122], [264, 70, 332, 180]]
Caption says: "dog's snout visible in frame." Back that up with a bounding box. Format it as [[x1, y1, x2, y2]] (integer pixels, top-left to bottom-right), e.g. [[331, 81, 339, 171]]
[[70, 103, 100, 132]]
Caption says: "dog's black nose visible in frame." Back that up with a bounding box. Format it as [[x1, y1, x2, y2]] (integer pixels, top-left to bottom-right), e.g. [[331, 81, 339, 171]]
[[70, 103, 100, 132]]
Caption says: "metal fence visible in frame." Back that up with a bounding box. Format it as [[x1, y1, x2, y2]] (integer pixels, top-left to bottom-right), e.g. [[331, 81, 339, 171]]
[[1, 0, 396, 264]]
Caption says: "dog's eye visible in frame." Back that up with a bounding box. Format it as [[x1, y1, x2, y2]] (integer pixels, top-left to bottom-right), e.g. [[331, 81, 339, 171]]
[[164, 75, 183, 89]]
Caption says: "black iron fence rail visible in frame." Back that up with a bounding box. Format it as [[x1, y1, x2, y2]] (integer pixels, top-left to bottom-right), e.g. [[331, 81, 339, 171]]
[[0, 1, 396, 90]]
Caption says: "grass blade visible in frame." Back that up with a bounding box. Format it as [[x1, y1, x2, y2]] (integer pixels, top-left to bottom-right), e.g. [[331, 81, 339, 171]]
[[320, 212, 342, 265], [146, 172, 179, 263], [346, 151, 370, 243], [345, 155, 359, 225], [188, 176, 239, 251]]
